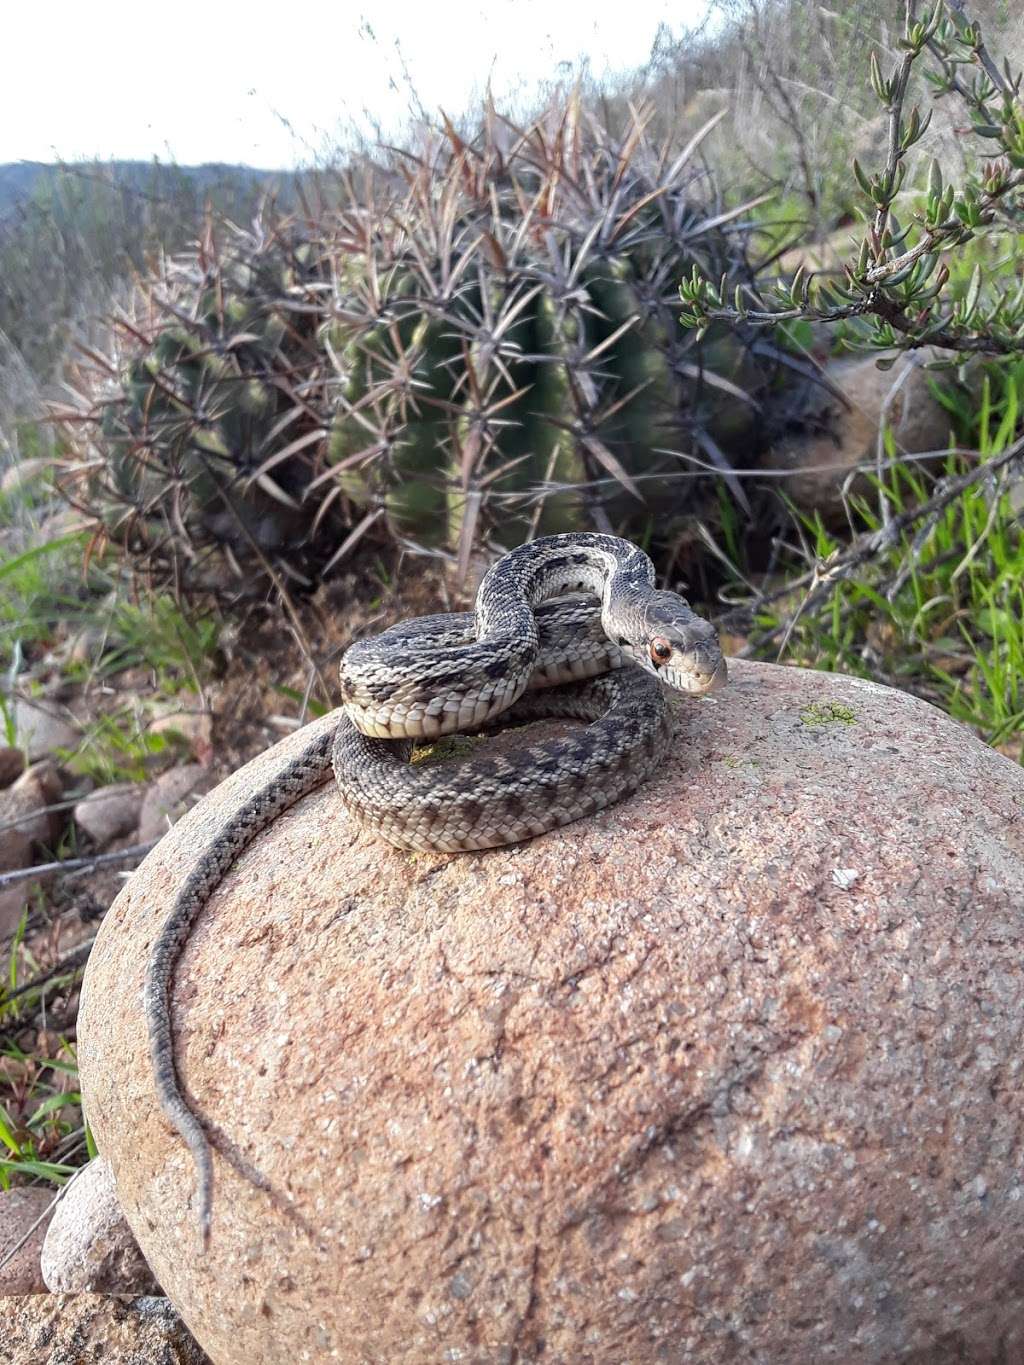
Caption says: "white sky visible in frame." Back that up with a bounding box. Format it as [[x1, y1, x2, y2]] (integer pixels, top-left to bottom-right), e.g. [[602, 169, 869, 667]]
[[2, 2, 713, 169]]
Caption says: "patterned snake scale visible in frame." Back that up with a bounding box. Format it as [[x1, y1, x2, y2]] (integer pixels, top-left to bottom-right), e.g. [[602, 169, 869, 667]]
[[143, 533, 727, 1243]]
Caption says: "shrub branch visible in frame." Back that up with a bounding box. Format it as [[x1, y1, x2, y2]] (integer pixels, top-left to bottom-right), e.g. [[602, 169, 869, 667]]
[[680, 1, 1024, 359]]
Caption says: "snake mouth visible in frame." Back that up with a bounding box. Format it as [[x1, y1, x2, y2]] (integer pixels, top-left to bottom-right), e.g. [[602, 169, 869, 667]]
[[672, 652, 728, 695]]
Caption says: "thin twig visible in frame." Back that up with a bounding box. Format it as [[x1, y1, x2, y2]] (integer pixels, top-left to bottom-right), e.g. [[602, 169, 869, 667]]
[[870, 25, 916, 260], [0, 790, 94, 838], [0, 841, 160, 890], [945, 0, 1016, 98]]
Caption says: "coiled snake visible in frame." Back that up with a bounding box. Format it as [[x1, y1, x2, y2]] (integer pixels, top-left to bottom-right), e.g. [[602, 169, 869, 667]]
[[144, 532, 726, 1242]]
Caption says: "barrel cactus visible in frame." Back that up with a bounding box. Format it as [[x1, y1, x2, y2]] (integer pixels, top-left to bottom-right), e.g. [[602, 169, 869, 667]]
[[57, 217, 334, 590], [323, 99, 782, 568], [57, 97, 794, 597]]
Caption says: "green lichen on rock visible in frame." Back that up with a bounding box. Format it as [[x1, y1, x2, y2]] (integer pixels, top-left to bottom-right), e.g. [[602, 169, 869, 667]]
[[800, 701, 857, 727], [411, 734, 482, 765]]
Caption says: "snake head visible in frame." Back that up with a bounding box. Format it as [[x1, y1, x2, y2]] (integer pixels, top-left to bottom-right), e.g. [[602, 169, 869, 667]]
[[631, 591, 727, 696]]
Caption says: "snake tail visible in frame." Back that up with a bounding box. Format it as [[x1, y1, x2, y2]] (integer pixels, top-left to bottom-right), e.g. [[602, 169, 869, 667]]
[[143, 726, 337, 1244]]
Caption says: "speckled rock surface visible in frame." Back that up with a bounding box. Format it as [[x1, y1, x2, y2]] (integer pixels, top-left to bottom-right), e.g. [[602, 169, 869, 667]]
[[41, 1155, 159, 1294], [0, 1187, 55, 1295], [0, 1293, 210, 1363], [78, 661, 1024, 1365]]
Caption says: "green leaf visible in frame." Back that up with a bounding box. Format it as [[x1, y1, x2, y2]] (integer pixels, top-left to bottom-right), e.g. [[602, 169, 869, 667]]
[[852, 160, 874, 197], [27, 1091, 82, 1128], [963, 264, 983, 322], [869, 51, 887, 101], [0, 1106, 23, 1157], [0, 1159, 75, 1183], [777, 319, 815, 352]]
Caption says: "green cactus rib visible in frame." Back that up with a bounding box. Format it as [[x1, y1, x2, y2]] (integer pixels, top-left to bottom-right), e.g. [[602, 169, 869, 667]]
[[322, 121, 775, 558]]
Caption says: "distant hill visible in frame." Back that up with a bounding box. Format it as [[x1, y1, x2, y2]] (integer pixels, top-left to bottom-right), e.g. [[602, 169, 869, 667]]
[[0, 159, 291, 220], [0, 160, 300, 387]]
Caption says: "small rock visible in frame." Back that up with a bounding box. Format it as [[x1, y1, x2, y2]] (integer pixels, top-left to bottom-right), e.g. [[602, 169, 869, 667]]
[[0, 1187, 56, 1295], [0, 760, 64, 872], [137, 765, 215, 843], [41, 1156, 159, 1295], [0, 1293, 210, 1364], [74, 784, 145, 849], [764, 350, 960, 518], [11, 698, 79, 763], [0, 761, 66, 935], [0, 746, 25, 789]]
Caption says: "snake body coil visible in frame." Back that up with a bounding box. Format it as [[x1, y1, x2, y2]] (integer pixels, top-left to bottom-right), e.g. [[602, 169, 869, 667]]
[[335, 532, 725, 848], [144, 533, 726, 1242]]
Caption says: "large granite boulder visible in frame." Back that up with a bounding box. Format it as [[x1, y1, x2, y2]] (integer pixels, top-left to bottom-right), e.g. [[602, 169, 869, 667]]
[[78, 661, 1024, 1365]]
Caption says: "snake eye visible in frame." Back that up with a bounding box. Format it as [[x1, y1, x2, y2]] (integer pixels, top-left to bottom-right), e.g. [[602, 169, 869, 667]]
[[649, 636, 672, 665]]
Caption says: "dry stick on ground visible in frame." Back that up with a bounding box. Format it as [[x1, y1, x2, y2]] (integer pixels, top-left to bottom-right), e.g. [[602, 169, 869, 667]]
[[0, 944, 94, 1048], [0, 841, 161, 890], [0, 791, 95, 838], [2, 939, 95, 1005], [0, 947, 94, 1052]]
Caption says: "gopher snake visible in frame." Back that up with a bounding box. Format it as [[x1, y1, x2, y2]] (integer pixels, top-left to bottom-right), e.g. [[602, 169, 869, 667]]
[[144, 532, 726, 1242]]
